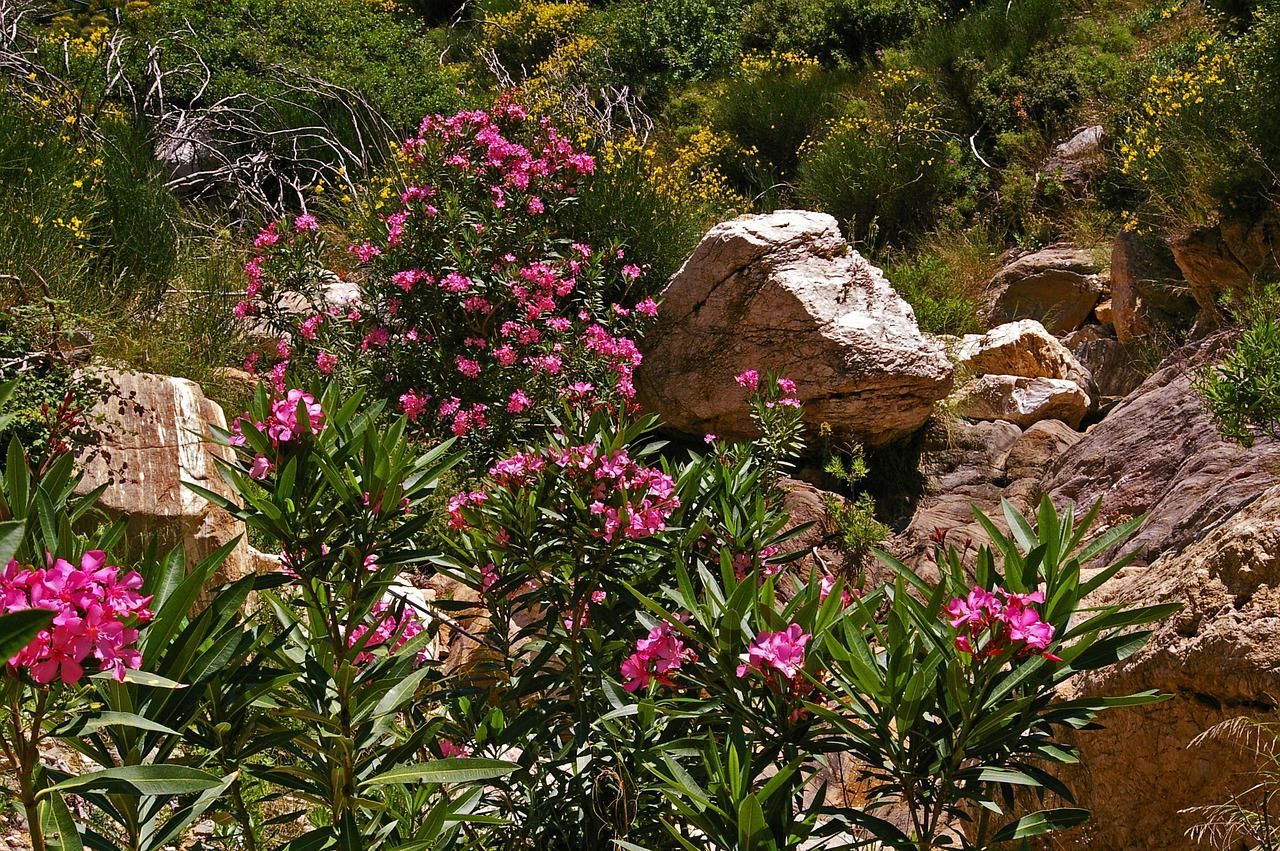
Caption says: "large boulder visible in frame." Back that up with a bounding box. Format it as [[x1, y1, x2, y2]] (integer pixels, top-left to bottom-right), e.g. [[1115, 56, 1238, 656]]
[[636, 211, 953, 445], [1169, 211, 1280, 332], [1109, 229, 1196, 345], [949, 375, 1088, 428], [947, 320, 1093, 427], [1054, 482, 1280, 851], [986, 245, 1107, 334], [75, 370, 251, 588], [1041, 332, 1280, 568], [950, 320, 1091, 387]]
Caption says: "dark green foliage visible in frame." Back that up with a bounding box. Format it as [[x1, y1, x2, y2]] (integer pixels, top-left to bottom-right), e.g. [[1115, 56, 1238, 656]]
[[0, 312, 100, 463], [0, 95, 180, 312], [607, 0, 745, 94], [712, 61, 853, 192], [797, 117, 969, 248], [742, 0, 941, 64], [1198, 285, 1280, 445], [883, 250, 984, 335], [821, 449, 889, 569], [905, 0, 1134, 142]]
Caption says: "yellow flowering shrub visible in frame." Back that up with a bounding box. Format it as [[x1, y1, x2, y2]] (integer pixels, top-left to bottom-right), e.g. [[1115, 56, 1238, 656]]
[[482, 1, 592, 70], [1117, 33, 1239, 230], [797, 67, 966, 245]]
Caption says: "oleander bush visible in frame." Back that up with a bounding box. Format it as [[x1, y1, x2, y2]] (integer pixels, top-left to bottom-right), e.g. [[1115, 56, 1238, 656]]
[[239, 104, 661, 463]]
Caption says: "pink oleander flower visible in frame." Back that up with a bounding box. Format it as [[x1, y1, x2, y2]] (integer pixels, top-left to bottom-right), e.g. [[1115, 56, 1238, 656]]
[[737, 624, 810, 681], [298, 314, 323, 340], [506, 389, 532, 413], [3, 552, 153, 684], [360, 327, 389, 352], [316, 350, 338, 374], [735, 369, 760, 391], [348, 241, 381, 263], [264, 390, 325, 444], [446, 490, 487, 530], [818, 574, 854, 606], [347, 600, 427, 665], [621, 264, 642, 280], [253, 224, 279, 249], [943, 585, 1059, 661], [249, 455, 273, 480], [621, 621, 696, 693], [634, 297, 659, 317], [399, 390, 431, 421], [439, 739, 473, 758], [480, 563, 499, 593], [294, 213, 319, 232], [441, 272, 472, 293]]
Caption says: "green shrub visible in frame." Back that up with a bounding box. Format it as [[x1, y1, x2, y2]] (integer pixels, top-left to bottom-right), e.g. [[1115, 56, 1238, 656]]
[[0, 96, 180, 313], [796, 69, 971, 247], [1197, 285, 1280, 445], [707, 53, 853, 191], [568, 133, 743, 284], [822, 448, 890, 568], [1112, 4, 1280, 231], [742, 0, 942, 64], [606, 0, 745, 95], [910, 0, 1076, 134], [882, 224, 1000, 334]]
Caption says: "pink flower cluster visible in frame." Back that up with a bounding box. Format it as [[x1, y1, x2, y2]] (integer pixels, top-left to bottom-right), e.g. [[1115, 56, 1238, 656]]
[[439, 739, 473, 758], [231, 389, 326, 481], [737, 624, 810, 681], [235, 105, 658, 453], [347, 600, 428, 666], [410, 103, 595, 191], [736, 370, 802, 408], [620, 621, 697, 693], [455, 443, 680, 543], [943, 586, 1060, 660], [2, 552, 153, 684]]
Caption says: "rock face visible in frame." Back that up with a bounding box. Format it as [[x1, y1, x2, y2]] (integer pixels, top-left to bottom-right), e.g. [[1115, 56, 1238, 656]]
[[636, 211, 953, 445], [1055, 482, 1280, 851], [779, 479, 849, 575], [1169, 211, 1280, 331], [75, 370, 251, 588], [1061, 325, 1147, 399], [1041, 332, 1280, 568], [1109, 228, 1197, 345], [947, 320, 1093, 428], [951, 320, 1092, 389], [986, 245, 1107, 334], [891, 418, 1082, 570]]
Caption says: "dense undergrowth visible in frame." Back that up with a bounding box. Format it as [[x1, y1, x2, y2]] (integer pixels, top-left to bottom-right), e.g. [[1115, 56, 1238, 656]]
[[3, 0, 1277, 443]]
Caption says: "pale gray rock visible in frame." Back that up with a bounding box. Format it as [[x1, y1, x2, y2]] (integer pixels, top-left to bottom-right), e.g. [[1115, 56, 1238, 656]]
[[636, 210, 953, 444]]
